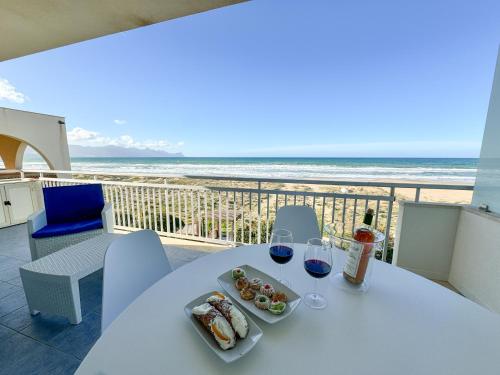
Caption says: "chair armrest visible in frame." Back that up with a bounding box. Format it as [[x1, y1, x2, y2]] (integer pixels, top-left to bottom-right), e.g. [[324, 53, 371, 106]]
[[101, 203, 114, 233], [27, 209, 47, 235]]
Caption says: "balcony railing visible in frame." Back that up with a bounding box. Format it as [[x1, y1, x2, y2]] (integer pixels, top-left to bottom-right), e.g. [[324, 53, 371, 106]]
[[16, 169, 474, 263]]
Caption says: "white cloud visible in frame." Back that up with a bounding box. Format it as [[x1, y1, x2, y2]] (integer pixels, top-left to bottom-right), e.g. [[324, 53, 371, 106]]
[[67, 127, 99, 142], [0, 78, 28, 103], [66, 127, 182, 152], [177, 141, 185, 147], [113, 119, 127, 125]]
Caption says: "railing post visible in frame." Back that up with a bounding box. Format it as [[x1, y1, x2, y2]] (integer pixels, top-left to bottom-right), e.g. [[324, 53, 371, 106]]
[[383, 187, 396, 263], [257, 181, 262, 244], [21, 170, 472, 248]]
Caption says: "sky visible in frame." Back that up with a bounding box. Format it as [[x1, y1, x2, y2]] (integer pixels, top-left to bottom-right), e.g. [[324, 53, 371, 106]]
[[1, 0, 500, 158]]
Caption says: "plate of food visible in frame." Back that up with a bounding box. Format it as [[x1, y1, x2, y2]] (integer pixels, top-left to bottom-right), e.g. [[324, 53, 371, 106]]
[[184, 291, 263, 363], [217, 265, 301, 324]]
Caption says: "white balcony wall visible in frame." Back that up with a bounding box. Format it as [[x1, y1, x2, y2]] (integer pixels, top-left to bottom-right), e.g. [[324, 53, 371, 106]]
[[449, 208, 500, 313], [473, 48, 500, 214], [393, 201, 461, 280], [394, 202, 500, 313]]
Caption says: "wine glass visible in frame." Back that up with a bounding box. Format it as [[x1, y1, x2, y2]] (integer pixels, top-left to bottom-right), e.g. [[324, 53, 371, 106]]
[[269, 228, 294, 287], [303, 238, 332, 309]]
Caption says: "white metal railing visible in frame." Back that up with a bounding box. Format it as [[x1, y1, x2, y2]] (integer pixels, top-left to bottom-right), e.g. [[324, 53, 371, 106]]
[[7, 169, 475, 263]]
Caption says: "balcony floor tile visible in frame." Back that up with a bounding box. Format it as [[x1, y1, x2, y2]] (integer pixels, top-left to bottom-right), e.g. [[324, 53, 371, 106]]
[[49, 312, 101, 360], [0, 281, 21, 299], [0, 324, 16, 340], [0, 306, 33, 331], [0, 333, 80, 375], [0, 289, 27, 318], [0, 223, 214, 374]]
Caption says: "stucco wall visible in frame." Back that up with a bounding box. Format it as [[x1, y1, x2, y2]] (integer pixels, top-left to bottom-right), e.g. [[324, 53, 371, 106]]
[[0, 107, 71, 170]]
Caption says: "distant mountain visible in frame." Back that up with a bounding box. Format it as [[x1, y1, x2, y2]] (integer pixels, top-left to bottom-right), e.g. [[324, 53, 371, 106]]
[[68, 145, 184, 158]]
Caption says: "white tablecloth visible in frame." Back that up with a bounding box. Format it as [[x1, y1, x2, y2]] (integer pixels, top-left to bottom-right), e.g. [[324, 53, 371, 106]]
[[77, 244, 500, 375]]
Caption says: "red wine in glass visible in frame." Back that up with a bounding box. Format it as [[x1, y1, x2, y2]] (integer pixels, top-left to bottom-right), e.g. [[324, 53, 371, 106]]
[[303, 238, 332, 309], [304, 259, 331, 278], [269, 228, 294, 287], [269, 244, 294, 264]]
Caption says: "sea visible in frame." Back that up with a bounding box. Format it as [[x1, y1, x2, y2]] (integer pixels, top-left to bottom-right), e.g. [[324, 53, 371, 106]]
[[22, 157, 478, 183]]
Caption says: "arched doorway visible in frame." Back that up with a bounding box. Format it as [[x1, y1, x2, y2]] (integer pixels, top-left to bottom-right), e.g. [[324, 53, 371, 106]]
[[22, 146, 51, 170], [0, 134, 54, 170]]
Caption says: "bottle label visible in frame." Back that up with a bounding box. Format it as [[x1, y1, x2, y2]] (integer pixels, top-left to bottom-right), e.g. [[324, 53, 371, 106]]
[[344, 242, 364, 277]]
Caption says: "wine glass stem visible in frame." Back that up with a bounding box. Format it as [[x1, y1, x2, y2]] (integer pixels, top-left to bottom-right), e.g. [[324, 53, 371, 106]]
[[314, 278, 318, 299], [280, 264, 283, 281]]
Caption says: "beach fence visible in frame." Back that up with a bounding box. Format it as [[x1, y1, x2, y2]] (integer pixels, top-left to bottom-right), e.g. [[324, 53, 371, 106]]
[[20, 170, 474, 263]]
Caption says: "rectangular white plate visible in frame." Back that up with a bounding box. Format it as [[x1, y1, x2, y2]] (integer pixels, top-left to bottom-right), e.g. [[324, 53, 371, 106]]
[[217, 265, 301, 324], [184, 291, 263, 363]]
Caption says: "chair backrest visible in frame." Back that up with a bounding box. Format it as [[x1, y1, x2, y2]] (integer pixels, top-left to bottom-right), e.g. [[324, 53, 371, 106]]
[[101, 230, 172, 334], [274, 206, 321, 244], [43, 184, 104, 224]]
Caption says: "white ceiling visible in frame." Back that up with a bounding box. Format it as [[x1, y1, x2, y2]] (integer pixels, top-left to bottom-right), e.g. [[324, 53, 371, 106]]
[[0, 0, 246, 61]]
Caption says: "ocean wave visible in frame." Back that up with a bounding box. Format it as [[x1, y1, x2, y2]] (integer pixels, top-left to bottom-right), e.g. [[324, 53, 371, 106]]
[[22, 160, 477, 182]]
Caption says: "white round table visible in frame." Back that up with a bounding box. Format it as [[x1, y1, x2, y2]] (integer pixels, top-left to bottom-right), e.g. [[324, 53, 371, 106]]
[[77, 244, 500, 375]]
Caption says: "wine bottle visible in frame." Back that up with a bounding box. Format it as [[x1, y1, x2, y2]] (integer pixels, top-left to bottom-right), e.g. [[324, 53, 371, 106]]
[[343, 208, 375, 284]]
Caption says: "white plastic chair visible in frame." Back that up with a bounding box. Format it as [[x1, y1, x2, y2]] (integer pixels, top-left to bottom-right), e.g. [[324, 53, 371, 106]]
[[274, 206, 321, 244], [101, 230, 172, 334]]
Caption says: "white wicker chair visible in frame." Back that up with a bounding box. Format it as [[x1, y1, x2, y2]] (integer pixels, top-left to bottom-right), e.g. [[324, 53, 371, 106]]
[[27, 203, 114, 260]]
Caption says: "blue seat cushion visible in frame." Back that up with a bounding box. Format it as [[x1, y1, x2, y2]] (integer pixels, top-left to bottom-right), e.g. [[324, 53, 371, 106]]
[[43, 184, 105, 224], [32, 218, 103, 239]]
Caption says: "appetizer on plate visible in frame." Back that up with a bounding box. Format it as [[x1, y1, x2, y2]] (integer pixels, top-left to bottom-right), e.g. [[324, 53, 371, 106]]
[[255, 295, 271, 310], [235, 277, 249, 290], [232, 267, 246, 280], [192, 303, 236, 350], [185, 291, 264, 363], [240, 288, 256, 301], [272, 292, 288, 303], [219, 265, 300, 323], [207, 293, 249, 339], [269, 301, 286, 315], [249, 277, 263, 290], [232, 273, 289, 315], [260, 283, 275, 297]]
